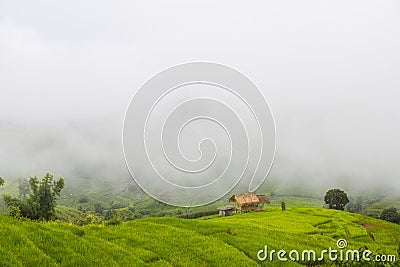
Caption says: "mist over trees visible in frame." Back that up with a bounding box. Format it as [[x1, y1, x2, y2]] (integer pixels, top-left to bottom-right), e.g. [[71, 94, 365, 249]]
[[18, 178, 30, 199], [346, 196, 363, 213]]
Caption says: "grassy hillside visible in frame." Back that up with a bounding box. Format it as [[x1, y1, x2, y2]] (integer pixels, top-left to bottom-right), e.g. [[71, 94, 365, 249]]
[[0, 206, 399, 266]]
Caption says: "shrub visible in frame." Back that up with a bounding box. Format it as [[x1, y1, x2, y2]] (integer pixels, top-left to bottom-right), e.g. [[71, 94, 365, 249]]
[[105, 217, 122, 226], [139, 209, 150, 216], [111, 201, 125, 209], [381, 207, 400, 224], [177, 210, 218, 219], [78, 197, 89, 203], [117, 208, 134, 221], [9, 206, 21, 219], [94, 203, 104, 215], [281, 201, 286, 211], [71, 228, 85, 237]]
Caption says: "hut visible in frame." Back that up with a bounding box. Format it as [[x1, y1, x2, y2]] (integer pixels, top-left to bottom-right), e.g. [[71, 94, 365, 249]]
[[257, 195, 271, 210], [229, 193, 270, 212], [217, 205, 235, 217]]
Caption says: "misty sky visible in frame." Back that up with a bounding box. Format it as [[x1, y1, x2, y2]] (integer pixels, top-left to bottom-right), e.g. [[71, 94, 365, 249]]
[[1, 1, 399, 194]]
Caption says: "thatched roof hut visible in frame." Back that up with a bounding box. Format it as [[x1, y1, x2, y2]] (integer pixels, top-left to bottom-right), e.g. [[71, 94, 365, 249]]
[[217, 205, 235, 216], [229, 193, 270, 212], [229, 193, 259, 205], [257, 195, 271, 204]]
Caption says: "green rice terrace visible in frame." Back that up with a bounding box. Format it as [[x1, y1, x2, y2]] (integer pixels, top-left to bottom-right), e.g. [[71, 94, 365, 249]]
[[1, 206, 399, 266]]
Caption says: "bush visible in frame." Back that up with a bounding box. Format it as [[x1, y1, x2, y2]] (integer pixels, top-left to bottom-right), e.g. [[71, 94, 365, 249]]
[[139, 209, 150, 216], [78, 197, 89, 203], [177, 210, 218, 219], [104, 209, 115, 220], [281, 201, 286, 211], [85, 214, 95, 224], [117, 208, 134, 221], [381, 207, 400, 224], [111, 201, 125, 209], [105, 216, 122, 226], [94, 203, 104, 215], [71, 228, 85, 237], [9, 206, 21, 219]]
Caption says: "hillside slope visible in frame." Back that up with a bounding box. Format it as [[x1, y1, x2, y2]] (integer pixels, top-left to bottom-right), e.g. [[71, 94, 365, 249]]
[[0, 207, 399, 266]]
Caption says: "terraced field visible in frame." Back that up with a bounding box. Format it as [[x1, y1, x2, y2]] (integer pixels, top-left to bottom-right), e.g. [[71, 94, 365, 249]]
[[0, 206, 399, 266]]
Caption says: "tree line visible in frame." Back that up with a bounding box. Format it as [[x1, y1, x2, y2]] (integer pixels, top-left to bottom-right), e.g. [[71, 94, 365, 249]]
[[324, 188, 400, 225]]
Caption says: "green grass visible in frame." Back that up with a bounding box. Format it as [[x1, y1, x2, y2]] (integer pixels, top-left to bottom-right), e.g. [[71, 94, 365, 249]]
[[269, 196, 324, 208], [0, 206, 399, 266]]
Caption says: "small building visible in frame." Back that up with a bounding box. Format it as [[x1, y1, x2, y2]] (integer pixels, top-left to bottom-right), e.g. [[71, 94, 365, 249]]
[[229, 193, 270, 212], [217, 205, 235, 216]]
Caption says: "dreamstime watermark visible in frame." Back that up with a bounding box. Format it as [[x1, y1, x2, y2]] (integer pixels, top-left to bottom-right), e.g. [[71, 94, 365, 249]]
[[123, 62, 276, 207], [257, 238, 397, 263]]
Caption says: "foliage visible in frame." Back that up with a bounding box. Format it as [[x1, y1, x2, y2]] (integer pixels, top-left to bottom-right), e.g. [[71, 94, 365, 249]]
[[117, 208, 135, 221], [347, 196, 363, 213], [3, 173, 64, 221], [8, 206, 21, 219], [78, 196, 89, 203], [111, 201, 125, 209], [139, 208, 150, 216], [104, 208, 116, 220], [55, 206, 87, 224], [0, 177, 4, 186], [381, 207, 400, 224], [71, 228, 85, 237], [324, 188, 350, 211], [281, 201, 286, 211], [177, 209, 218, 219], [78, 213, 102, 226], [18, 178, 30, 199], [94, 202, 104, 215], [104, 216, 122, 226]]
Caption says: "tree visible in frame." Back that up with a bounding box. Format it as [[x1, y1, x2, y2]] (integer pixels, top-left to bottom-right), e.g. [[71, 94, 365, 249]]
[[381, 207, 400, 224], [104, 208, 116, 220], [18, 178, 30, 198], [346, 196, 363, 213], [324, 189, 349, 211], [281, 201, 286, 211], [94, 202, 104, 215], [78, 196, 89, 203], [117, 208, 134, 221], [3, 173, 64, 221], [0, 177, 4, 186]]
